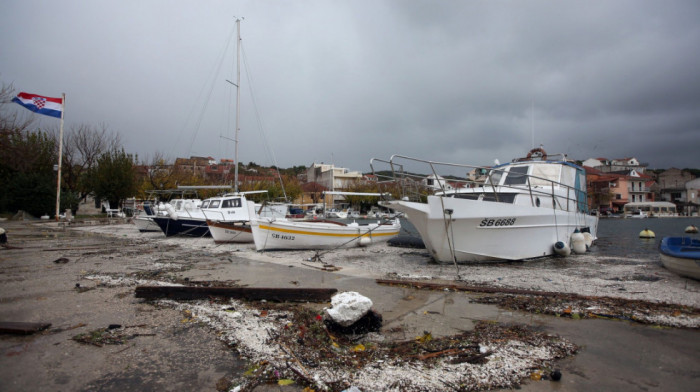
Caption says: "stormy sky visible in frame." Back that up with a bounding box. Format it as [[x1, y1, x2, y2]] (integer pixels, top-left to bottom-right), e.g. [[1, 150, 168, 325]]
[[1, 0, 699, 173]]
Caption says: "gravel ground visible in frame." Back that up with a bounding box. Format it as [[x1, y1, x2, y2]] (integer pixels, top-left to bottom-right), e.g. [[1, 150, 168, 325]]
[[2, 220, 697, 392]]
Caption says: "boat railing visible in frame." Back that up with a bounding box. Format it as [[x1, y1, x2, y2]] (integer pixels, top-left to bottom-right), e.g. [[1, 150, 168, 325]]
[[370, 154, 586, 213], [201, 209, 226, 221]]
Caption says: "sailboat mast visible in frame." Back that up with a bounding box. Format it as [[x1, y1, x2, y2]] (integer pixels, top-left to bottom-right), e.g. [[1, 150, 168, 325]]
[[234, 18, 241, 193]]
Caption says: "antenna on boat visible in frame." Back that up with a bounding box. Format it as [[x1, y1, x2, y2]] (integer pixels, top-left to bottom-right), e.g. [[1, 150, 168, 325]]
[[531, 100, 535, 149]]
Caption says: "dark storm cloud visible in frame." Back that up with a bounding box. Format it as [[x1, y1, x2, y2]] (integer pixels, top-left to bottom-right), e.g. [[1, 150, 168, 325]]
[[1, 0, 698, 172]]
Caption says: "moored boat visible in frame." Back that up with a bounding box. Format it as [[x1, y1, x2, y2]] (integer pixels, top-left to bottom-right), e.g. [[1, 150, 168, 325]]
[[250, 217, 401, 250], [658, 237, 700, 280], [249, 201, 401, 250], [133, 202, 162, 232], [372, 148, 599, 263]]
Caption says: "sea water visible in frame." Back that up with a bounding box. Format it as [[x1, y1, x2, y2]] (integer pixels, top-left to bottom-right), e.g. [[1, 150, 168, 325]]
[[595, 217, 700, 258]]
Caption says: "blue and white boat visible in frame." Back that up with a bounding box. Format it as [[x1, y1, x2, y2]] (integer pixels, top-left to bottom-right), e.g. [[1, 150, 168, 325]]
[[659, 237, 700, 280]]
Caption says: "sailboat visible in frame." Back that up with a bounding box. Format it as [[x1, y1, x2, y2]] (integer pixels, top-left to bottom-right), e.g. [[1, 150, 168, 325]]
[[203, 19, 289, 243]]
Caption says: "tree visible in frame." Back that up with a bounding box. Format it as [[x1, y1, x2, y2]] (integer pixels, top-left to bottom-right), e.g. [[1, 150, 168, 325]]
[[0, 129, 58, 216], [87, 148, 137, 209], [60, 122, 120, 204]]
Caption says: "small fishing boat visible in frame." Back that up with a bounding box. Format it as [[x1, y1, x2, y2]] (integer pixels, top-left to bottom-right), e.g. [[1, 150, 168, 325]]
[[250, 217, 401, 251], [658, 237, 700, 280], [249, 201, 401, 250]]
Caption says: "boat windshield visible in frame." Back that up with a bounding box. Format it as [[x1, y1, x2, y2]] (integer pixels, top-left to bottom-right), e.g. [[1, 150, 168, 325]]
[[503, 166, 529, 185], [209, 200, 221, 208], [201, 200, 210, 208], [488, 170, 503, 186]]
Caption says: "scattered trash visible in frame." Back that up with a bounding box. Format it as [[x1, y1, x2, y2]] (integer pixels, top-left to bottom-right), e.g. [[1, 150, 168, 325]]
[[73, 327, 127, 346], [324, 292, 383, 335], [326, 292, 373, 327], [551, 369, 562, 381], [72, 325, 155, 347]]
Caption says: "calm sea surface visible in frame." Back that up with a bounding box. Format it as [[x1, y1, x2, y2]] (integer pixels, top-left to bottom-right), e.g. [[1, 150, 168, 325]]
[[594, 216, 699, 258]]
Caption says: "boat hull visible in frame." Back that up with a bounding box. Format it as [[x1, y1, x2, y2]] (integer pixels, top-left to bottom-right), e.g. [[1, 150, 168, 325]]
[[659, 237, 700, 280], [250, 218, 401, 251], [206, 220, 253, 243], [151, 216, 211, 237], [383, 196, 598, 263]]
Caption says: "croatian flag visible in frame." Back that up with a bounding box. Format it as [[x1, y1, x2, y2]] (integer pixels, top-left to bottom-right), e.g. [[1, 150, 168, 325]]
[[12, 92, 64, 119]]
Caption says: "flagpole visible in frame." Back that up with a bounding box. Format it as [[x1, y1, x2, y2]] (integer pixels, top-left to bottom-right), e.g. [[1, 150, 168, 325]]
[[55, 93, 65, 221]]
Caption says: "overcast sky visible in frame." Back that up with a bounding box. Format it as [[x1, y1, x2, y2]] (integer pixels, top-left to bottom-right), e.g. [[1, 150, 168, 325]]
[[2, 0, 699, 173]]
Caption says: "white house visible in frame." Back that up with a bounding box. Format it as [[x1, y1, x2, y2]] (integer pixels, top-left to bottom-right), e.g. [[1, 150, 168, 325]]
[[305, 163, 363, 191], [422, 174, 453, 191]]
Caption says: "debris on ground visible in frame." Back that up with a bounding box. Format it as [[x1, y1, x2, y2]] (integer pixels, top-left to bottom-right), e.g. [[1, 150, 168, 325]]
[[72, 325, 154, 347], [154, 297, 577, 391], [378, 278, 700, 328], [326, 291, 374, 326], [0, 321, 52, 335], [324, 291, 383, 335], [471, 293, 700, 328]]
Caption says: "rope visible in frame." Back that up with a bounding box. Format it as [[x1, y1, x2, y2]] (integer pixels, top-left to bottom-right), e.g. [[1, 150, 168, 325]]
[[438, 196, 460, 278], [302, 215, 401, 262]]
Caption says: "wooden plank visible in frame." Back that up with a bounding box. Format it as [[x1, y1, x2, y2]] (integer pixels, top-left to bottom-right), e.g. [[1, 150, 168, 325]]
[[135, 286, 337, 302], [0, 321, 52, 335]]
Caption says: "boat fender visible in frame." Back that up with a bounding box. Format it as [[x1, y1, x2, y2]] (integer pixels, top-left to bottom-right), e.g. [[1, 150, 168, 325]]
[[639, 228, 655, 238], [570, 229, 586, 254], [553, 241, 571, 257], [359, 237, 372, 247], [685, 225, 698, 234], [165, 204, 178, 220], [583, 232, 594, 249]]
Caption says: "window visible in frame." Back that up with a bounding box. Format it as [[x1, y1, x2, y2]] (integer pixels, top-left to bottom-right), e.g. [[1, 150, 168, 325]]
[[222, 198, 242, 208], [209, 200, 221, 208], [201, 200, 210, 208], [503, 166, 529, 185]]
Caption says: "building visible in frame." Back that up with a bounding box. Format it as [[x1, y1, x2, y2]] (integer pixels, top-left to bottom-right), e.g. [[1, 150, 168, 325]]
[[587, 168, 655, 213], [684, 178, 700, 216], [657, 168, 697, 213], [582, 157, 647, 174], [173, 156, 216, 177], [305, 163, 363, 191]]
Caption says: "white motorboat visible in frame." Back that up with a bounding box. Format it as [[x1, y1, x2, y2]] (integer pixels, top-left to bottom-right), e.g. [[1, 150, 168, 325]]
[[372, 148, 599, 263], [249, 202, 401, 250], [204, 193, 288, 243]]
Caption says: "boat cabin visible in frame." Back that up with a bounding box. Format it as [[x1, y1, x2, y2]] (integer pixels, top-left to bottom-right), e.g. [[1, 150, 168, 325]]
[[443, 161, 590, 214]]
